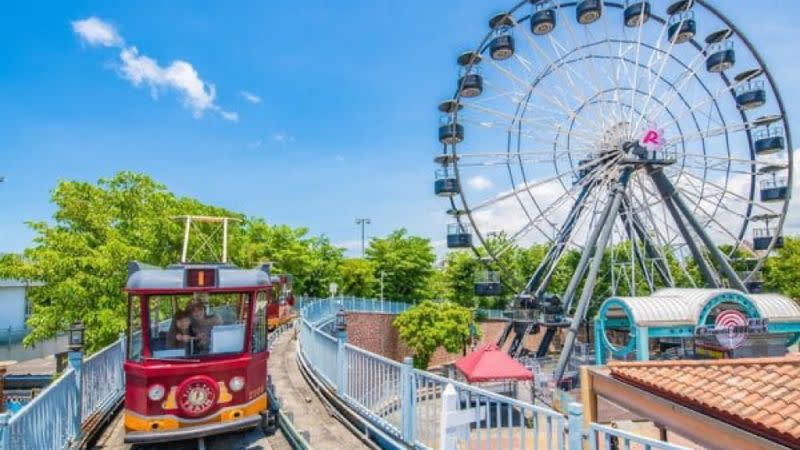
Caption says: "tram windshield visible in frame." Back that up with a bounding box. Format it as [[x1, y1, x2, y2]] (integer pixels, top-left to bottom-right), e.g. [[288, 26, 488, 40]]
[[145, 292, 250, 359]]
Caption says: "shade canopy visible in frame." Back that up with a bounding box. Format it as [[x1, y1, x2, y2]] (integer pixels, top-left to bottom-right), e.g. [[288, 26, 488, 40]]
[[455, 344, 533, 383]]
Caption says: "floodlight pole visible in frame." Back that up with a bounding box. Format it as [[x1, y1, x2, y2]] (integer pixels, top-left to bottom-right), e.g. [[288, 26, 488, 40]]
[[356, 218, 371, 257]]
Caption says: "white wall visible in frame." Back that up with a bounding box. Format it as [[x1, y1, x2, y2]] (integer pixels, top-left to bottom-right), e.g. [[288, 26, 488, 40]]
[[0, 286, 27, 330]]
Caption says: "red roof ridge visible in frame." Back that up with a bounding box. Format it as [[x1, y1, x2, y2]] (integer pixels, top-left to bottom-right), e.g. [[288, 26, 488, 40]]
[[608, 355, 800, 369]]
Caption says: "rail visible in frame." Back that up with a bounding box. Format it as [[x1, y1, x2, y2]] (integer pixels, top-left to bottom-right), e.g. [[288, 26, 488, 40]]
[[0, 338, 125, 450], [588, 423, 691, 450], [298, 298, 568, 450], [298, 298, 690, 450]]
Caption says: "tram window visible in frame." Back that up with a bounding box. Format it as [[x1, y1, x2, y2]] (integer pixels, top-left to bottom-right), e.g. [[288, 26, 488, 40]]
[[144, 293, 251, 359], [252, 292, 268, 353], [127, 295, 143, 362]]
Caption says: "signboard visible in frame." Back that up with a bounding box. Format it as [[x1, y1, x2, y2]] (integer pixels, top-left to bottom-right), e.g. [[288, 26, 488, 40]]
[[639, 123, 666, 152], [695, 309, 768, 350]]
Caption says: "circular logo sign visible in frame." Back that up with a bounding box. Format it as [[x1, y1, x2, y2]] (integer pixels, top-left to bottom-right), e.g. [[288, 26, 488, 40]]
[[714, 309, 748, 350], [177, 376, 219, 417]]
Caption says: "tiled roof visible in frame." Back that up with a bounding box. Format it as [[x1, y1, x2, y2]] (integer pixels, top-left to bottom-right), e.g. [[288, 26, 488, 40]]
[[609, 357, 800, 448]]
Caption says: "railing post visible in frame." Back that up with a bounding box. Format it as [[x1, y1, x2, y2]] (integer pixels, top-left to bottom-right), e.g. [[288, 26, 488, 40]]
[[0, 412, 10, 450], [401, 356, 415, 444], [68, 350, 84, 444], [336, 325, 348, 394], [119, 334, 127, 390], [568, 402, 584, 450], [439, 384, 458, 450]]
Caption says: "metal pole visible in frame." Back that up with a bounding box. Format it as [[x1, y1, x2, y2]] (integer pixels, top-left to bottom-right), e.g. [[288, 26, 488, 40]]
[[554, 177, 627, 384], [181, 216, 191, 263], [650, 169, 747, 292], [222, 218, 228, 263]]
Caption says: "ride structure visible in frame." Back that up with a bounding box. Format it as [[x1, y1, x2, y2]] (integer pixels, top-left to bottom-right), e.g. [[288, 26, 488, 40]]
[[122, 216, 280, 444], [434, 0, 793, 385]]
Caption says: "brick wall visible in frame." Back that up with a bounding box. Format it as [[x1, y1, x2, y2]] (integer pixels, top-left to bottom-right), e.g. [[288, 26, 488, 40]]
[[344, 312, 587, 369]]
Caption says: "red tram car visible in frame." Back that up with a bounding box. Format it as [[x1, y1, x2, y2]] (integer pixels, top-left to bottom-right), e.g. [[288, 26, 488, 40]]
[[122, 260, 284, 443]]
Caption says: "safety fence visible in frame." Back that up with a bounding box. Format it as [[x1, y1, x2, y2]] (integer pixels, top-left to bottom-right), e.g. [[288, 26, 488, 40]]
[[298, 298, 690, 450], [0, 338, 125, 450]]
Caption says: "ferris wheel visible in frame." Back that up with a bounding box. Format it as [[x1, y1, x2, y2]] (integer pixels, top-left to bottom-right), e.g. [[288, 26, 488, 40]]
[[434, 0, 793, 376]]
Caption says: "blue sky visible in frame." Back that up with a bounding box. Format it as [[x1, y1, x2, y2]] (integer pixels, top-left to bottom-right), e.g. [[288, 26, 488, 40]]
[[1, 1, 799, 258]]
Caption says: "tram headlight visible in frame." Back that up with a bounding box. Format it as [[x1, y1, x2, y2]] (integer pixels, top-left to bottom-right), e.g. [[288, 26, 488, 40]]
[[229, 376, 245, 392], [148, 384, 166, 401]]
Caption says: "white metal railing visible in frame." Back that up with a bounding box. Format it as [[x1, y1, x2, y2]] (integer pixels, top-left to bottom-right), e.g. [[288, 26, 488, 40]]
[[298, 298, 692, 450], [81, 339, 125, 421], [588, 423, 691, 450], [0, 338, 125, 450]]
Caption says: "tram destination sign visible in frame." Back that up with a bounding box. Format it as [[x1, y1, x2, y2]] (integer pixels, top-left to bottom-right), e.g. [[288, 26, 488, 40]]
[[695, 310, 769, 350]]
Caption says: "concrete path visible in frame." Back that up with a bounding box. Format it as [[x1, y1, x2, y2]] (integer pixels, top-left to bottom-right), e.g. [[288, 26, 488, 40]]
[[269, 328, 369, 450]]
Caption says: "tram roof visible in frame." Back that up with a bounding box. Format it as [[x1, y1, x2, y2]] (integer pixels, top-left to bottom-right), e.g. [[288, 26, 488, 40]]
[[600, 288, 800, 327], [125, 261, 272, 291]]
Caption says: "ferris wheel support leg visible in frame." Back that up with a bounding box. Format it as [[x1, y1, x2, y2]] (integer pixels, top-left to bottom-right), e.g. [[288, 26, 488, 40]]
[[645, 168, 719, 288], [627, 205, 674, 287], [527, 182, 594, 298], [648, 169, 748, 292], [620, 196, 671, 288], [554, 170, 631, 384]]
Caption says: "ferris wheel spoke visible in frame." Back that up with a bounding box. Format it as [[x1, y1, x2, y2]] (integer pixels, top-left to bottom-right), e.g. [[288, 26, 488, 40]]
[[635, 38, 717, 132], [676, 187, 746, 246], [665, 121, 749, 145], [469, 152, 618, 213], [626, 1, 674, 137], [651, 74, 754, 131], [547, 1, 618, 124], [462, 101, 562, 128], [490, 178, 595, 258], [680, 170, 780, 217]]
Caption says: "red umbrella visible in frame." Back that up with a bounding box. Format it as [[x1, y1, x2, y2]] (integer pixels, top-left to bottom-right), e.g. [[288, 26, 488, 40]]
[[455, 344, 533, 383]]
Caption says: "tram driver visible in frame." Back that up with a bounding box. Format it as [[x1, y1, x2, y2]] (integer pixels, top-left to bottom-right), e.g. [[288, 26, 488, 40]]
[[188, 297, 223, 352]]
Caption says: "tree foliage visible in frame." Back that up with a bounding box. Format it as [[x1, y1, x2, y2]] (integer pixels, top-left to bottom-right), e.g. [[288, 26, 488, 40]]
[[764, 236, 800, 299], [365, 229, 435, 302], [0, 172, 343, 352], [339, 258, 377, 297], [393, 300, 477, 369]]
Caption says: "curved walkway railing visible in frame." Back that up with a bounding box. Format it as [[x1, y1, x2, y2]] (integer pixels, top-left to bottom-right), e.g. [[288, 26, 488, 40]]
[[0, 338, 125, 450], [297, 297, 689, 450]]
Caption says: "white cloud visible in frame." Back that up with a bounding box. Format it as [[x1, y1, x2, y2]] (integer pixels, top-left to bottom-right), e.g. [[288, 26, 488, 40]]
[[335, 154, 345, 161], [73, 17, 236, 121], [271, 133, 295, 144], [247, 140, 263, 150], [467, 175, 493, 191], [72, 17, 123, 47], [240, 91, 262, 104]]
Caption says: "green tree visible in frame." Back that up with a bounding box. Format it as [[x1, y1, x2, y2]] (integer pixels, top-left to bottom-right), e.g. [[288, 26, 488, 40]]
[[365, 229, 435, 302], [0, 172, 239, 352], [764, 236, 800, 299], [442, 251, 480, 307], [339, 258, 376, 297], [0, 172, 345, 352], [393, 300, 477, 368]]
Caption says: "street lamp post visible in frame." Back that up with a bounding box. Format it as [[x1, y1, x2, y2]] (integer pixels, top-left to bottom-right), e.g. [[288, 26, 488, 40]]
[[355, 218, 371, 257]]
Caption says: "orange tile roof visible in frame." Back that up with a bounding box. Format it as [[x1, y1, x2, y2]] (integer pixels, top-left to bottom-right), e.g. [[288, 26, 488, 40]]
[[609, 356, 800, 449]]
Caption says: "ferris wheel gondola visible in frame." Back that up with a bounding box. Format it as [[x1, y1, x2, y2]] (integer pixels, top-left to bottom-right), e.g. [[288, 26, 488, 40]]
[[433, 0, 793, 382]]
